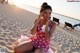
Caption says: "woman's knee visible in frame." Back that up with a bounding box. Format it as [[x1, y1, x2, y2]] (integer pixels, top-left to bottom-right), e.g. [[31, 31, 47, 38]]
[[14, 44, 25, 53], [14, 41, 33, 53], [14, 47, 21, 53]]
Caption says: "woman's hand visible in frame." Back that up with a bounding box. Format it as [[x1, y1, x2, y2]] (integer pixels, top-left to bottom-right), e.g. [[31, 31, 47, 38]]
[[37, 12, 43, 21], [46, 20, 50, 26]]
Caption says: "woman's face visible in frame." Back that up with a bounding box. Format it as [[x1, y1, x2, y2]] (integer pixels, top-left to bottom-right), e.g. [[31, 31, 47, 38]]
[[41, 9, 52, 20]]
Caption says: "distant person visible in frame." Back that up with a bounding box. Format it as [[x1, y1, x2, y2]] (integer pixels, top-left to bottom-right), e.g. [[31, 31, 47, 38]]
[[1, 0, 5, 3], [1, 0, 8, 4], [14, 2, 56, 53]]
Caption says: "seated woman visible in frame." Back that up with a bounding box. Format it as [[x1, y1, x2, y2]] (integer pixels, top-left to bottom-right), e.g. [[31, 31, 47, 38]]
[[14, 2, 56, 53]]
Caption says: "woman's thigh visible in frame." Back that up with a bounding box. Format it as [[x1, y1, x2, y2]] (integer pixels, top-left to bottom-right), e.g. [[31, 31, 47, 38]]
[[14, 41, 33, 53]]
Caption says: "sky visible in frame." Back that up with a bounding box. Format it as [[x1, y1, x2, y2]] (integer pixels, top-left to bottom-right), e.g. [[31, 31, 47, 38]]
[[8, 0, 80, 20]]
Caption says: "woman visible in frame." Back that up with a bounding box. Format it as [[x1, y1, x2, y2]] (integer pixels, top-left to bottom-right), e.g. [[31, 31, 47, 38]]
[[14, 2, 56, 53]]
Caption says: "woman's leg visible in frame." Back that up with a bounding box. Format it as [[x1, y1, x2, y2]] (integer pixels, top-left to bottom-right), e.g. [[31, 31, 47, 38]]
[[14, 41, 33, 53], [34, 49, 46, 53]]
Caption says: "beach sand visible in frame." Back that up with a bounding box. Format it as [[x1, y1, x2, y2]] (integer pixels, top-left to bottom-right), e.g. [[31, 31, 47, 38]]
[[0, 3, 80, 53]]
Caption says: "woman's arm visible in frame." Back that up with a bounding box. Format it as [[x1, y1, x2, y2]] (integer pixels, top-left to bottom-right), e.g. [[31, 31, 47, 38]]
[[31, 16, 40, 35], [45, 21, 56, 40], [45, 20, 50, 40], [50, 21, 56, 36]]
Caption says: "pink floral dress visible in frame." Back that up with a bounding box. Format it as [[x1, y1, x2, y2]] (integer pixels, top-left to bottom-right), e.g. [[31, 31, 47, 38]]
[[31, 21, 52, 52]]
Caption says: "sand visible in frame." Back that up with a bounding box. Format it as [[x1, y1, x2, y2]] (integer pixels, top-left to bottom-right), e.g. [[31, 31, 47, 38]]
[[0, 3, 80, 53]]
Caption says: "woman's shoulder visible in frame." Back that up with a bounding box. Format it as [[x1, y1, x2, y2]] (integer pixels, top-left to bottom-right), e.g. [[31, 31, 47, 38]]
[[50, 20, 56, 25], [48, 20, 56, 28]]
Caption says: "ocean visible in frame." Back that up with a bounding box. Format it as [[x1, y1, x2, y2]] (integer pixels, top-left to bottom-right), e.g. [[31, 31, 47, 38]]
[[15, 3, 80, 26]]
